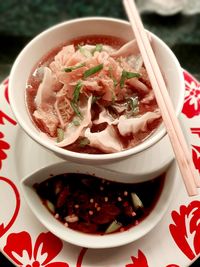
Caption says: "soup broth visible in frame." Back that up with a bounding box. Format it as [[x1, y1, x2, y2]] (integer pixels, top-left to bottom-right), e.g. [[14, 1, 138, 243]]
[[26, 35, 161, 154]]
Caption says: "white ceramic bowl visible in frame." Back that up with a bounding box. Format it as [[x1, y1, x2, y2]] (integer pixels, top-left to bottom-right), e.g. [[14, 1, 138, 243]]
[[9, 17, 185, 165], [20, 160, 176, 248]]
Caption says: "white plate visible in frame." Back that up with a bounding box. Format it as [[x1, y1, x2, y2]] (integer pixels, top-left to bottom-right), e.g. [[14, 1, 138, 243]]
[[0, 70, 200, 267]]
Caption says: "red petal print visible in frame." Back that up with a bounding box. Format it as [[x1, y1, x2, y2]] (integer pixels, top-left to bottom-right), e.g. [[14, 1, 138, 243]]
[[76, 248, 88, 267], [4, 231, 69, 266], [33, 232, 64, 265], [0, 132, 10, 170], [165, 265, 180, 267], [4, 231, 32, 265], [0, 110, 16, 126], [0, 177, 20, 238], [191, 128, 200, 138], [125, 250, 149, 267], [192, 145, 200, 173], [169, 201, 200, 260], [182, 71, 200, 118], [183, 70, 199, 84], [3, 79, 8, 85], [182, 98, 200, 118]]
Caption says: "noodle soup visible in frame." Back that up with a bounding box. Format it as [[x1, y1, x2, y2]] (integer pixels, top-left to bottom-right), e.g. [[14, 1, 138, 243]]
[[26, 35, 162, 154]]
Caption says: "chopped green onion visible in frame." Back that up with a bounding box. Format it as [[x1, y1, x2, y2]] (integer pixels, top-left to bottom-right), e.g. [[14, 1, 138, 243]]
[[132, 106, 139, 115], [131, 192, 144, 210], [105, 220, 122, 234], [45, 200, 55, 213], [70, 81, 83, 119], [120, 70, 141, 88], [128, 96, 139, 115], [83, 64, 104, 79], [92, 95, 101, 104], [109, 66, 118, 88], [73, 81, 82, 103], [72, 120, 80, 126], [92, 44, 103, 54], [113, 79, 118, 87], [64, 63, 85, 72], [78, 45, 92, 58], [129, 96, 138, 108], [79, 137, 90, 147], [57, 128, 64, 142], [35, 67, 44, 81], [70, 102, 82, 119]]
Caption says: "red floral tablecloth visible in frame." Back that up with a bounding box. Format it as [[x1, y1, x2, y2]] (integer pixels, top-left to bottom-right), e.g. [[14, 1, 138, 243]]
[[0, 70, 200, 267]]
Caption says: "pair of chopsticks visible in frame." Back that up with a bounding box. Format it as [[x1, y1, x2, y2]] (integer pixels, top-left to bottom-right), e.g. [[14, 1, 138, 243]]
[[123, 0, 200, 196]]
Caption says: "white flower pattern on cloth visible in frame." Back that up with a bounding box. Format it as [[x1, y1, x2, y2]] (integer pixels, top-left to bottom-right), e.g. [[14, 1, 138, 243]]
[[182, 72, 200, 118], [185, 81, 200, 111]]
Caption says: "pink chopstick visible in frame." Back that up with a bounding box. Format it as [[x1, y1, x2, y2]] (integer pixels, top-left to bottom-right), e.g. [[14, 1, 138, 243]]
[[123, 0, 200, 196]]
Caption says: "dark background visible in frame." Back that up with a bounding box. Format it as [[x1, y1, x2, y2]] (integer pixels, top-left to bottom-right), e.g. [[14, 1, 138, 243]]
[[0, 1, 200, 266]]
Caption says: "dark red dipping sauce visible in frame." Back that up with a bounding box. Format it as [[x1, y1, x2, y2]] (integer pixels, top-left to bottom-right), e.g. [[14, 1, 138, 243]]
[[34, 173, 165, 235]]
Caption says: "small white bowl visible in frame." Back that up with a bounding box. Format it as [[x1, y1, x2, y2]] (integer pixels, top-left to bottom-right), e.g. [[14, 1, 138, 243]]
[[9, 17, 185, 165], [20, 160, 176, 249]]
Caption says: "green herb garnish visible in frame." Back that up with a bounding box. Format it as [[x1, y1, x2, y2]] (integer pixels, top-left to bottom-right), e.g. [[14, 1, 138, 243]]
[[128, 96, 139, 115], [83, 64, 104, 79], [70, 81, 83, 119], [113, 79, 118, 87], [120, 70, 141, 88], [72, 81, 82, 103], [92, 44, 103, 54], [92, 95, 101, 104], [64, 63, 85, 72], [109, 66, 118, 88], [79, 137, 90, 147], [72, 120, 80, 126], [78, 45, 92, 58], [70, 102, 82, 119], [57, 128, 64, 142]]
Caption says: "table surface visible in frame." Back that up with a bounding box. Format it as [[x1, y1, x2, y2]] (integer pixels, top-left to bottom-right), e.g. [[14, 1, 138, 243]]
[[0, 1, 200, 266]]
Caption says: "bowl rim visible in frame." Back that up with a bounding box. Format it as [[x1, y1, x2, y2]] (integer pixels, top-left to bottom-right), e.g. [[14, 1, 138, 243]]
[[20, 160, 176, 248], [9, 16, 185, 162]]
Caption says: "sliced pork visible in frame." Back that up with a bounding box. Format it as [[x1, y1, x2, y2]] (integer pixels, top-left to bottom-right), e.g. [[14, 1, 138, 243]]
[[50, 45, 75, 75], [33, 108, 59, 137], [117, 110, 161, 136], [35, 67, 56, 109], [56, 96, 92, 147], [94, 109, 118, 125], [84, 125, 122, 153], [111, 40, 139, 58], [54, 96, 74, 129], [33, 67, 59, 136]]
